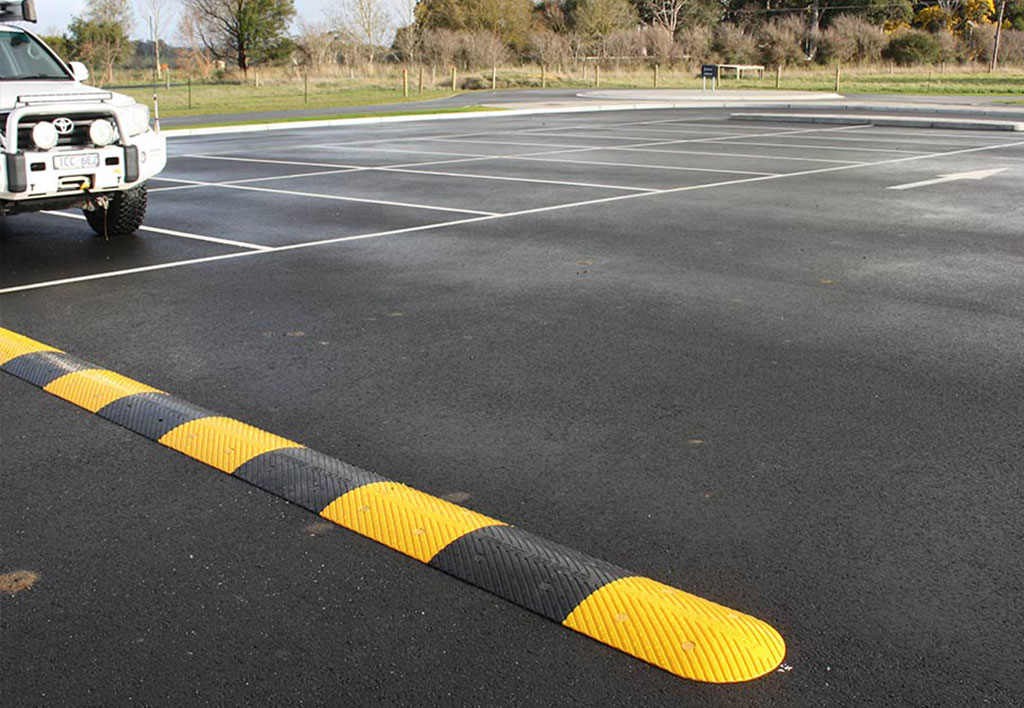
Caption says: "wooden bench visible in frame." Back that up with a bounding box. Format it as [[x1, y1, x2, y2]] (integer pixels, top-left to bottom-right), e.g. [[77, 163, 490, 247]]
[[717, 64, 765, 80]]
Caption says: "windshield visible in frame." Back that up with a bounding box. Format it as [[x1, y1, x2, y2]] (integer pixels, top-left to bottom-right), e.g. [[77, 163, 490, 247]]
[[0, 29, 70, 80]]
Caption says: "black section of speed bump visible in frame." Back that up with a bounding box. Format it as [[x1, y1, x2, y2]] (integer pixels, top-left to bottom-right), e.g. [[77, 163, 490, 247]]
[[97, 391, 213, 441], [234, 447, 387, 512], [430, 524, 634, 622], [1, 351, 93, 388]]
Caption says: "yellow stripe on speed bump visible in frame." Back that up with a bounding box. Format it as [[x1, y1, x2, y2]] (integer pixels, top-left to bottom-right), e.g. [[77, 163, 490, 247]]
[[158, 416, 303, 473], [0, 325, 786, 683], [564, 576, 785, 683], [0, 329, 60, 365], [44, 369, 163, 413], [321, 481, 505, 563]]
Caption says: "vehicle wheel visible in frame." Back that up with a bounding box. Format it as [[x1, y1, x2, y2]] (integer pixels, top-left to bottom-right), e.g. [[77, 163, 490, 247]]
[[85, 184, 147, 239]]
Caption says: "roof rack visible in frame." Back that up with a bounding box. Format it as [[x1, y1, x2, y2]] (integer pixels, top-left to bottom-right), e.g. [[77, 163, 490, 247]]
[[0, 1, 37, 23]]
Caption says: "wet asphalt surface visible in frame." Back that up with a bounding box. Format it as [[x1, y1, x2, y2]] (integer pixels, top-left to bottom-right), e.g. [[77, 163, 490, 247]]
[[2, 107, 1023, 706]]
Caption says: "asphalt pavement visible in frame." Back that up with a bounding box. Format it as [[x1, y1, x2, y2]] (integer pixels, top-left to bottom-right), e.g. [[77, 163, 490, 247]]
[[2, 107, 1023, 705]]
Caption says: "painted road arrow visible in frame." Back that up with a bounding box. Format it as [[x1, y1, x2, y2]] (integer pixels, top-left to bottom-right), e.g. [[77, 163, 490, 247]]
[[888, 168, 1007, 191]]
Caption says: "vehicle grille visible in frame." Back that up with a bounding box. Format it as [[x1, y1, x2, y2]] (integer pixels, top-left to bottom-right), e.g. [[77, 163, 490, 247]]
[[0, 112, 120, 150]]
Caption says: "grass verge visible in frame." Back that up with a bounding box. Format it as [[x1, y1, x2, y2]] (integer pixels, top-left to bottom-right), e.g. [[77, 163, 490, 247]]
[[163, 105, 501, 130]]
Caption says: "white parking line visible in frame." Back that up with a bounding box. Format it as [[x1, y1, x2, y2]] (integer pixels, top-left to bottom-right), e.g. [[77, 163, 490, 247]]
[[506, 155, 780, 176], [40, 211, 272, 251], [180, 154, 361, 168], [149, 168, 362, 192], [323, 145, 496, 159], [608, 146, 862, 164], [373, 166, 656, 192], [158, 177, 500, 216], [9, 136, 1020, 296], [0, 250, 268, 294], [701, 140, 929, 154]]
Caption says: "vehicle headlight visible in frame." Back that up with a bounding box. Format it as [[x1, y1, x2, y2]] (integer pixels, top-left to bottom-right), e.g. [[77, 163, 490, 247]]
[[31, 121, 59, 150], [125, 104, 150, 137], [89, 119, 115, 147]]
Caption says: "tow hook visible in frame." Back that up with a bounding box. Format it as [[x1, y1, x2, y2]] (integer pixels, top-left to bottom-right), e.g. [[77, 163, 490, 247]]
[[83, 195, 111, 212]]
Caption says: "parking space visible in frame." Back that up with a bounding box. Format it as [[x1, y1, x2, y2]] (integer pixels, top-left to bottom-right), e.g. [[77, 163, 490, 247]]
[[3, 107, 1023, 705]]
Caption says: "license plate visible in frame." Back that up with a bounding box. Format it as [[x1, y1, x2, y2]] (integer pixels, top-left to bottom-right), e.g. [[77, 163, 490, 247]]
[[53, 153, 100, 171]]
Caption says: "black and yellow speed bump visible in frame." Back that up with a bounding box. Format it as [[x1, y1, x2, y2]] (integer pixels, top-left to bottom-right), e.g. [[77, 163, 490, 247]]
[[0, 326, 786, 683]]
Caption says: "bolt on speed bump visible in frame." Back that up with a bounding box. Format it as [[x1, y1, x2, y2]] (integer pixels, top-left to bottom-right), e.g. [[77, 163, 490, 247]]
[[0, 325, 786, 683]]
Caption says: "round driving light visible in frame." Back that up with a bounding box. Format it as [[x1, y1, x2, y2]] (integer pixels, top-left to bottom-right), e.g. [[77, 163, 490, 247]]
[[31, 121, 58, 150], [89, 119, 115, 147]]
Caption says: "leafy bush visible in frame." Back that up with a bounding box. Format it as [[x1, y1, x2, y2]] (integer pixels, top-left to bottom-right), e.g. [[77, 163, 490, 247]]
[[884, 29, 942, 65], [914, 6, 953, 33]]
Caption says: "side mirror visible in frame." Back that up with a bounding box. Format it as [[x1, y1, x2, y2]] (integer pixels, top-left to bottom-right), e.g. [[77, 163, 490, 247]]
[[70, 61, 89, 82]]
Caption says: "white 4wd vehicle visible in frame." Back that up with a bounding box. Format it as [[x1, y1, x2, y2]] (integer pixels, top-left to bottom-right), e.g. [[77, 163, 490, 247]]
[[0, 1, 165, 237]]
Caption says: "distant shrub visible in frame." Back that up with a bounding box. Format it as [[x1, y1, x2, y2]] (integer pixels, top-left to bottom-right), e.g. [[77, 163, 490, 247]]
[[643, 25, 680, 65], [976, 25, 1024, 64], [759, 16, 807, 66], [819, 14, 888, 64], [462, 32, 509, 70], [884, 29, 942, 65], [604, 29, 646, 62], [713, 23, 759, 64], [526, 29, 571, 68], [1002, 29, 1024, 64], [934, 30, 960, 62], [677, 25, 712, 64]]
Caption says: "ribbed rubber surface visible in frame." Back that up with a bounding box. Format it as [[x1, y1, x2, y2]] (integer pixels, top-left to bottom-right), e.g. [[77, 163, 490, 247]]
[[234, 447, 386, 513], [0, 326, 786, 683], [430, 524, 632, 622]]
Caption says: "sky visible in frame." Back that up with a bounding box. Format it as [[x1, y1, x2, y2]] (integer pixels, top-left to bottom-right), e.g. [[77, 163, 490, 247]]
[[34, 0, 412, 40]]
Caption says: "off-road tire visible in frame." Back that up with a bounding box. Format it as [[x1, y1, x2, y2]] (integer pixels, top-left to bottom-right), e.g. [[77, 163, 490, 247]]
[[85, 184, 147, 239]]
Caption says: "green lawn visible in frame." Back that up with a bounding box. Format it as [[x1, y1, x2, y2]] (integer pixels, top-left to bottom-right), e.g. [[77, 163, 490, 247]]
[[114, 79, 459, 119], [167, 106, 500, 130]]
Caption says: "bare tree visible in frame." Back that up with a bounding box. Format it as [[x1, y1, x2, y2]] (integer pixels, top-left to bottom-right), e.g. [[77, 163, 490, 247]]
[[463, 31, 507, 70], [641, 0, 688, 37], [138, 0, 177, 77], [334, 0, 393, 64], [295, 19, 339, 70], [176, 3, 215, 76], [421, 27, 460, 71]]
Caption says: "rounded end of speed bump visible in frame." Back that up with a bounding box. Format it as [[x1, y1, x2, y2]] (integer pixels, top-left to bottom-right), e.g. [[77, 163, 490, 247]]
[[564, 576, 785, 683], [0, 325, 786, 684]]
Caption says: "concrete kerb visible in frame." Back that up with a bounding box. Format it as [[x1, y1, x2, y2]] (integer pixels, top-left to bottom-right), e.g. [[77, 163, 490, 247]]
[[161, 99, 847, 139], [730, 112, 1024, 131]]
